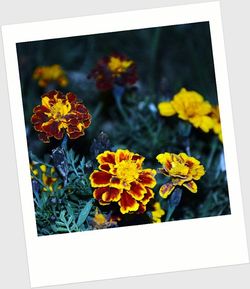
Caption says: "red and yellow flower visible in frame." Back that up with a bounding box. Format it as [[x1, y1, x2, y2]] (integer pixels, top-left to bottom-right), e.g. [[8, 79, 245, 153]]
[[158, 88, 214, 133], [89, 53, 137, 91], [31, 90, 91, 143], [151, 202, 165, 223], [90, 149, 156, 214], [156, 152, 205, 198], [33, 64, 68, 87], [31, 163, 57, 192]]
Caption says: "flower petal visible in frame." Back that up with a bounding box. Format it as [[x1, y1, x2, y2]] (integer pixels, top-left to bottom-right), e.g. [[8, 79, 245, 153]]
[[183, 180, 198, 193], [159, 182, 175, 198], [138, 169, 156, 188], [158, 101, 176, 117], [115, 149, 133, 163], [90, 170, 112, 187], [102, 187, 122, 202], [93, 187, 111, 205], [118, 192, 139, 214], [128, 181, 147, 201], [96, 151, 116, 165], [140, 187, 154, 205]]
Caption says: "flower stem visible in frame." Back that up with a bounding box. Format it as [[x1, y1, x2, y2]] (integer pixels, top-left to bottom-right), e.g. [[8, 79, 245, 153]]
[[207, 138, 218, 169]]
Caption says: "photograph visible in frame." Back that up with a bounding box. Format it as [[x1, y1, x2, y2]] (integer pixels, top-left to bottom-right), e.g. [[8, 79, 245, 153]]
[[16, 21, 230, 236]]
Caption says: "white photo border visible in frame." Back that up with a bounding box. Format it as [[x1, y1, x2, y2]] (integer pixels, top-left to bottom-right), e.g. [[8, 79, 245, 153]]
[[2, 1, 249, 287]]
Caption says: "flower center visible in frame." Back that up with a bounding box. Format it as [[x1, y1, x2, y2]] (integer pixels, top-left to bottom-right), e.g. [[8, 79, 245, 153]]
[[107, 57, 133, 76], [169, 161, 189, 177], [116, 160, 139, 183], [185, 101, 200, 117], [50, 99, 71, 121]]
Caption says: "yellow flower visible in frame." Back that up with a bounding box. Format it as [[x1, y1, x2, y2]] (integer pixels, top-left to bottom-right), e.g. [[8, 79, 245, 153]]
[[31, 163, 57, 192], [158, 88, 214, 133], [210, 105, 223, 142], [151, 202, 165, 223], [33, 64, 69, 87], [90, 149, 156, 214], [156, 152, 205, 198]]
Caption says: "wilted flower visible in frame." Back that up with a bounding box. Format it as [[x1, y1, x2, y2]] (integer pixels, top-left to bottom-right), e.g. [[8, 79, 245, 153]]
[[158, 88, 214, 133], [31, 164, 57, 192], [33, 64, 68, 87], [151, 202, 165, 223], [89, 53, 137, 91], [31, 90, 91, 143], [210, 105, 222, 142], [89, 149, 156, 214], [156, 152, 205, 198]]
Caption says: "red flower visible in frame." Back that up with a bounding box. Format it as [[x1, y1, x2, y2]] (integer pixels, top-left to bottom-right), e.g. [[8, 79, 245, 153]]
[[89, 53, 137, 91], [89, 149, 156, 214], [31, 90, 91, 143]]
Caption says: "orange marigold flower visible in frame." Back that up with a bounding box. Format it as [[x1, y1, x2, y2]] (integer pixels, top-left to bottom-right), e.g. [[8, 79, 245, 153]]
[[33, 64, 68, 88], [31, 90, 91, 143], [90, 149, 156, 214], [156, 152, 205, 198], [89, 53, 137, 91], [158, 88, 214, 133], [210, 105, 223, 142]]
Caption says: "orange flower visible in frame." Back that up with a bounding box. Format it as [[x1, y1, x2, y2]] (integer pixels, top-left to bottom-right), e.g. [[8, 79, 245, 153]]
[[90, 149, 156, 214], [33, 64, 68, 87], [31, 90, 91, 143]]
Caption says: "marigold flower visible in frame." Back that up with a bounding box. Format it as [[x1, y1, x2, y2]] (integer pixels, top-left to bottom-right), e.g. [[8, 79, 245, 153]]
[[33, 64, 68, 87], [151, 202, 165, 223], [158, 88, 214, 133], [31, 90, 91, 143], [156, 152, 205, 198], [31, 164, 57, 192], [91, 209, 120, 229], [210, 105, 222, 142], [89, 53, 137, 91], [90, 149, 156, 214]]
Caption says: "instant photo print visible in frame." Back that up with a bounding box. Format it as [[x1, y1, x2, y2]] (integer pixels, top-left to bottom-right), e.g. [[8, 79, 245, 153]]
[[2, 2, 248, 287]]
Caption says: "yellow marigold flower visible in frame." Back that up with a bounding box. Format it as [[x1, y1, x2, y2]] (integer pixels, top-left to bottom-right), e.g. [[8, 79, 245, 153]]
[[151, 202, 165, 223], [31, 163, 57, 192], [33, 64, 69, 87], [89, 149, 156, 214], [156, 152, 205, 198], [210, 105, 223, 142], [158, 88, 214, 133]]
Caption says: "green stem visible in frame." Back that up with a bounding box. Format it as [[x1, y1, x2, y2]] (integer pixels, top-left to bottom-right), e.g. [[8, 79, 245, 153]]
[[207, 138, 218, 169], [114, 93, 133, 129]]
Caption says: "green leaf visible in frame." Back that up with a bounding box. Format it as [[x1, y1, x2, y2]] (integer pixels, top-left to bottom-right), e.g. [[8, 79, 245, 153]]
[[76, 199, 94, 227]]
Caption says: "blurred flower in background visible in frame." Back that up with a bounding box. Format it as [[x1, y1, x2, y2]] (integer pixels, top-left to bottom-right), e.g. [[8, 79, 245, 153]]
[[33, 64, 69, 87], [89, 53, 137, 91], [158, 88, 214, 133]]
